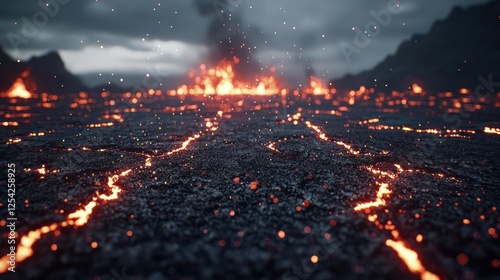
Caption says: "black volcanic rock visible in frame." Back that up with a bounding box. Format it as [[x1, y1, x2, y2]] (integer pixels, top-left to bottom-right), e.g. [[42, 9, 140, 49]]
[[24, 51, 88, 94], [334, 1, 500, 92], [0, 47, 24, 92]]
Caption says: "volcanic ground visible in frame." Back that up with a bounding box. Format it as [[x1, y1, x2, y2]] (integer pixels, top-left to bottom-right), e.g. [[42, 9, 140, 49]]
[[0, 96, 499, 280]]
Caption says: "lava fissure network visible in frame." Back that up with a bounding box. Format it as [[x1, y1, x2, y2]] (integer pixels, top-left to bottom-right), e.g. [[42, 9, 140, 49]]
[[1, 58, 499, 279], [299, 118, 439, 280], [0, 116, 219, 273]]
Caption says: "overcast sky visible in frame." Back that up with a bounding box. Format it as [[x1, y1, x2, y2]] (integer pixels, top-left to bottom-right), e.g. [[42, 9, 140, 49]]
[[0, 0, 490, 87]]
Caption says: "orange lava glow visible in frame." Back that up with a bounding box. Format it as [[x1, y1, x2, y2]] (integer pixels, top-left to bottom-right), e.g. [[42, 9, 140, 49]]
[[172, 59, 283, 96], [98, 169, 131, 200], [351, 163, 439, 280], [304, 76, 334, 95], [160, 116, 220, 157], [4, 78, 32, 99], [266, 142, 280, 152], [37, 165, 47, 175], [145, 157, 152, 167], [334, 141, 360, 155], [0, 170, 132, 274], [353, 182, 391, 211], [166, 133, 201, 155], [484, 127, 500, 135], [304, 121, 329, 141], [304, 120, 361, 155], [0, 222, 58, 273], [68, 201, 97, 226], [386, 239, 439, 280], [412, 83, 424, 94]]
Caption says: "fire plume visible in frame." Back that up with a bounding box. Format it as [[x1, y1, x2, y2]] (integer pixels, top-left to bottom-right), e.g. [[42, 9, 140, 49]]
[[4, 77, 32, 99], [172, 60, 283, 96], [304, 76, 335, 95]]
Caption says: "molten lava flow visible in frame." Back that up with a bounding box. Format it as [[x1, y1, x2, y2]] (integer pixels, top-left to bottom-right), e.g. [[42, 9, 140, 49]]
[[300, 114, 437, 280], [160, 116, 221, 157], [304, 121, 329, 141], [0, 169, 132, 274], [301, 116, 440, 279], [352, 164, 440, 280], [484, 127, 500, 135], [304, 120, 360, 155], [353, 182, 391, 211], [4, 78, 32, 99], [68, 200, 97, 226], [145, 156, 152, 167], [359, 118, 380, 125], [98, 170, 132, 200], [334, 141, 360, 155], [304, 77, 334, 95], [386, 240, 439, 280], [412, 83, 424, 94], [37, 165, 47, 179], [266, 142, 280, 153], [166, 133, 202, 156], [173, 59, 283, 96], [0, 222, 58, 273]]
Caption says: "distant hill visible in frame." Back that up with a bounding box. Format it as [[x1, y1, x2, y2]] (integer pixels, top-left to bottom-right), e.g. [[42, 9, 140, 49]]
[[0, 48, 89, 94], [333, 0, 500, 92], [0, 48, 130, 94], [0, 47, 24, 92]]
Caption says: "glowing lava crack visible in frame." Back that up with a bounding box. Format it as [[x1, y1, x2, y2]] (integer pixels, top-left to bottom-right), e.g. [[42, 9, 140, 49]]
[[0, 114, 218, 274], [0, 169, 132, 273], [300, 118, 440, 280]]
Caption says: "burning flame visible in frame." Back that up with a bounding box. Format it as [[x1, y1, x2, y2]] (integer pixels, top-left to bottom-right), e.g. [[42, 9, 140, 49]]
[[304, 77, 335, 95], [4, 78, 32, 99], [172, 59, 283, 95], [412, 83, 424, 94], [304, 121, 329, 141]]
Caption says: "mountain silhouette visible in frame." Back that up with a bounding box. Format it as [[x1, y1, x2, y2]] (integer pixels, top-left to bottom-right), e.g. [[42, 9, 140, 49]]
[[0, 48, 89, 94], [333, 0, 500, 93]]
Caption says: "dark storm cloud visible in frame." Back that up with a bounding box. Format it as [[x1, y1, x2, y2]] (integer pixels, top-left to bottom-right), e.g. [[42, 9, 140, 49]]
[[192, 0, 262, 79], [0, 0, 208, 50], [0, 0, 491, 86]]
